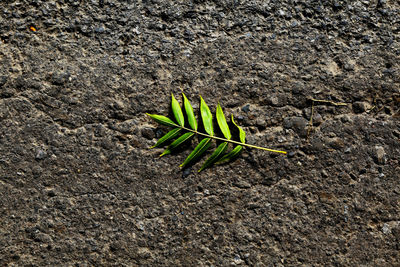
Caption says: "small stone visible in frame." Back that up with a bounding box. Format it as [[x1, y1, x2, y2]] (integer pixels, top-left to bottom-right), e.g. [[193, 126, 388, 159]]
[[154, 129, 165, 139], [340, 115, 352, 123], [377, 0, 387, 8], [287, 151, 295, 158], [328, 137, 344, 149], [283, 116, 308, 137], [51, 71, 70, 86], [241, 104, 250, 113], [112, 100, 125, 110], [233, 179, 251, 189], [392, 226, 400, 240], [35, 149, 47, 160], [353, 101, 370, 113], [321, 170, 328, 178], [94, 27, 105, 33], [33, 232, 53, 243], [256, 118, 265, 128], [0, 75, 8, 87], [233, 255, 243, 264], [333, 2, 342, 9], [109, 242, 120, 252], [373, 146, 386, 165], [344, 63, 354, 71], [11, 255, 20, 261], [32, 166, 43, 177], [141, 128, 155, 140], [313, 112, 323, 126], [382, 223, 390, 234], [267, 96, 279, 106], [182, 167, 191, 178], [301, 74, 313, 81]]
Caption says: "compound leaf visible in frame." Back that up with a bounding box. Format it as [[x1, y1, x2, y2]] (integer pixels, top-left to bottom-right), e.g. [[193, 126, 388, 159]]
[[171, 93, 184, 127], [183, 93, 197, 130], [198, 142, 228, 172], [200, 95, 213, 136], [151, 128, 182, 148], [180, 138, 211, 168], [147, 94, 286, 172], [216, 102, 231, 140], [160, 132, 194, 157]]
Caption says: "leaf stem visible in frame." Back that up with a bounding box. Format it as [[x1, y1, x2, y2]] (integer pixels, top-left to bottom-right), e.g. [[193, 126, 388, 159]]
[[171, 124, 287, 155]]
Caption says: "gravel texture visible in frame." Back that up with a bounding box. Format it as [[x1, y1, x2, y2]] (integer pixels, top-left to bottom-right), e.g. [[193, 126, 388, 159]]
[[1, 0, 400, 266]]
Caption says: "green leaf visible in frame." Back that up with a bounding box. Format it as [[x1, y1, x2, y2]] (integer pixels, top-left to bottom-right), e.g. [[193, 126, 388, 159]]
[[180, 138, 211, 167], [198, 142, 228, 172], [200, 95, 213, 136], [232, 115, 246, 143], [215, 145, 243, 165], [160, 132, 194, 157], [183, 93, 197, 131], [151, 128, 182, 148], [146, 113, 178, 127], [216, 103, 231, 140], [171, 93, 184, 127]]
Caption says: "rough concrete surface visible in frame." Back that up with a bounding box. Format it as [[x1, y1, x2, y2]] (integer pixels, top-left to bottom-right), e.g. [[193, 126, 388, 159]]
[[1, 0, 400, 266]]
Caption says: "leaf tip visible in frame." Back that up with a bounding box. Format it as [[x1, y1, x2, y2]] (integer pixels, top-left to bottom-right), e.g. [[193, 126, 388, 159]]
[[198, 166, 207, 172]]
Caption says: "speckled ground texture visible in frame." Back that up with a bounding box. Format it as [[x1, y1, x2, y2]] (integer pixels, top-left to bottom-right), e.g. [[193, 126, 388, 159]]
[[1, 0, 400, 266]]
